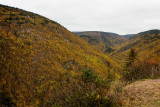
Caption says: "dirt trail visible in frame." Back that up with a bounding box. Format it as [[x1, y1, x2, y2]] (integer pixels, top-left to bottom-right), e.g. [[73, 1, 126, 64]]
[[121, 79, 160, 107]]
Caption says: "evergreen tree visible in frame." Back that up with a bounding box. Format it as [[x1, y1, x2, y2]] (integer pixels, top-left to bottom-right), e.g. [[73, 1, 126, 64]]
[[123, 48, 137, 81], [125, 48, 137, 67]]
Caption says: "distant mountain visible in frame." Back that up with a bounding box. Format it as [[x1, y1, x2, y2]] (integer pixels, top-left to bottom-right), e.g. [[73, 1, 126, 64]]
[[123, 34, 135, 38], [73, 31, 127, 53], [74, 31, 120, 37], [130, 29, 160, 40], [2, 4, 160, 107]]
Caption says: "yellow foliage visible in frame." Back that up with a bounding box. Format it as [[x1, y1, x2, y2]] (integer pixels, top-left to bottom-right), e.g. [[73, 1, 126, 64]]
[[0, 4, 121, 106]]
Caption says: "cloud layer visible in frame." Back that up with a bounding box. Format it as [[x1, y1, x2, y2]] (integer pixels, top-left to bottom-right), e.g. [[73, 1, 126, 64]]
[[1, 0, 160, 34]]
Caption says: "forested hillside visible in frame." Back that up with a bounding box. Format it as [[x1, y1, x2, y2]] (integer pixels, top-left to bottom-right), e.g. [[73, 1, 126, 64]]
[[1, 4, 160, 107], [74, 31, 127, 53], [112, 29, 160, 63], [111, 29, 160, 83], [0, 4, 120, 106]]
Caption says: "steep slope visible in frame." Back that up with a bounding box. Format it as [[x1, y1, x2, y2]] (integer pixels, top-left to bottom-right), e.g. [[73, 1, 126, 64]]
[[73, 31, 127, 53], [112, 29, 160, 63], [0, 5, 120, 106]]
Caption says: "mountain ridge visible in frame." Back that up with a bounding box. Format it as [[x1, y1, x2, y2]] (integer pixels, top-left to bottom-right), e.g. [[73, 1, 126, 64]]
[[112, 29, 160, 63], [73, 31, 127, 53], [1, 3, 160, 107]]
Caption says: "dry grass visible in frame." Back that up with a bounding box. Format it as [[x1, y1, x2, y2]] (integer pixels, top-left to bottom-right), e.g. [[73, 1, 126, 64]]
[[121, 79, 160, 107]]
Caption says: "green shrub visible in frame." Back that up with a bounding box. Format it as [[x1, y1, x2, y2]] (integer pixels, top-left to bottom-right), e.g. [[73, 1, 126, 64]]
[[82, 69, 96, 83]]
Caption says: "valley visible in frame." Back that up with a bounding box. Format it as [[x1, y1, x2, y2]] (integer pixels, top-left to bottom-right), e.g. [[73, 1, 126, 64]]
[[0, 4, 160, 107]]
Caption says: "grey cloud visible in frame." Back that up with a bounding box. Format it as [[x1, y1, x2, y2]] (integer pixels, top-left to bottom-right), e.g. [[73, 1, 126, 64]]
[[1, 0, 160, 34]]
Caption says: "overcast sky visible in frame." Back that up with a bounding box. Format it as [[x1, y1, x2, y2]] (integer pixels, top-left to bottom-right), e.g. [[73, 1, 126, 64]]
[[0, 0, 160, 35]]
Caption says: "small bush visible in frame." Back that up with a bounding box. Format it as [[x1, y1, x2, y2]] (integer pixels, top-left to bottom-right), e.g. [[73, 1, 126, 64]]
[[82, 69, 96, 83], [123, 59, 160, 82]]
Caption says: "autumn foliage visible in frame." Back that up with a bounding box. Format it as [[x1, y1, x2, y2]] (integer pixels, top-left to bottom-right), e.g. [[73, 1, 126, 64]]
[[0, 4, 121, 106], [1, 4, 160, 107]]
